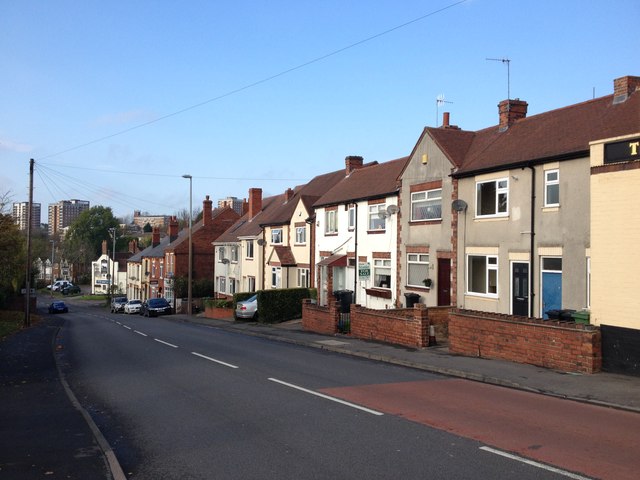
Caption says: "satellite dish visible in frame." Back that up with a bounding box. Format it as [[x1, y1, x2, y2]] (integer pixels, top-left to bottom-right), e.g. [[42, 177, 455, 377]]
[[451, 199, 468, 212], [387, 205, 399, 215], [256, 239, 266, 246], [221, 258, 230, 264]]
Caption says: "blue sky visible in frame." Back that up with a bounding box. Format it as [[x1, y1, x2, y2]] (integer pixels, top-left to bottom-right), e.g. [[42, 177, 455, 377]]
[[2, 0, 638, 223]]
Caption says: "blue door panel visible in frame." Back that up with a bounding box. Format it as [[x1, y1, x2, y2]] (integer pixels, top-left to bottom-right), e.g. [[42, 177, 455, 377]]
[[542, 272, 562, 319]]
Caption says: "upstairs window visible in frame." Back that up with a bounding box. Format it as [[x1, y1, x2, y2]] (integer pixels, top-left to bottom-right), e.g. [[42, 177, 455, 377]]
[[230, 245, 239, 262], [476, 178, 508, 217], [218, 246, 226, 262], [411, 189, 442, 221], [295, 226, 306, 244], [271, 229, 283, 244], [369, 204, 386, 230], [348, 205, 356, 230], [246, 240, 254, 259], [544, 169, 560, 207], [325, 210, 337, 234]]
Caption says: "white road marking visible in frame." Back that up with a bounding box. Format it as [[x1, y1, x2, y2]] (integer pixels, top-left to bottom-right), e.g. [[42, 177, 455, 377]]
[[268, 378, 384, 416], [123, 325, 132, 330], [134, 330, 147, 337], [480, 446, 593, 479], [191, 352, 239, 369], [115, 321, 122, 325], [154, 339, 178, 348]]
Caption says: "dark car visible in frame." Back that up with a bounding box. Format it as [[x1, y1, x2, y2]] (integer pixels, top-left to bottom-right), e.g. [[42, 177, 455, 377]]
[[48, 301, 68, 314], [62, 284, 81, 295], [140, 298, 172, 317], [110, 296, 128, 313]]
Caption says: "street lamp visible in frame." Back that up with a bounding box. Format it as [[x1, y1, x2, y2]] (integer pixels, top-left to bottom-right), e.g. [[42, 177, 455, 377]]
[[108, 227, 116, 302], [50, 239, 55, 299], [182, 174, 193, 315]]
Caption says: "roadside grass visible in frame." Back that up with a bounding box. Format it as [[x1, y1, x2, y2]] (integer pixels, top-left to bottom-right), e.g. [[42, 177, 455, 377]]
[[0, 310, 41, 339]]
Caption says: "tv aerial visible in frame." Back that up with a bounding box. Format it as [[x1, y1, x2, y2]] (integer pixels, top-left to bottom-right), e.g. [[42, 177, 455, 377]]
[[436, 94, 453, 126], [486, 57, 511, 99]]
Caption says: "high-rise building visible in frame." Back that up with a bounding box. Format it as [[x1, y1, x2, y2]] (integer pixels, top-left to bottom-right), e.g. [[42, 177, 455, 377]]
[[12, 202, 42, 231], [48, 199, 90, 236], [217, 196, 245, 215]]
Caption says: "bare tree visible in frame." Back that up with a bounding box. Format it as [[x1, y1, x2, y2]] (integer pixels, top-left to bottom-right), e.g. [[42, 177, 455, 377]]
[[0, 190, 13, 214]]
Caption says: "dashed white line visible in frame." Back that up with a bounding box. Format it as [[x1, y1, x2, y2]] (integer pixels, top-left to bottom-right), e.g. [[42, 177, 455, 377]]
[[134, 330, 147, 337], [122, 325, 132, 330], [268, 378, 384, 416], [115, 321, 122, 325], [191, 352, 239, 369], [155, 339, 178, 348], [480, 446, 593, 479]]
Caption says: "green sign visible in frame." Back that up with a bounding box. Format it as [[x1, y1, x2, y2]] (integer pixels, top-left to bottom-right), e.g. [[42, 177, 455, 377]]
[[359, 262, 370, 277]]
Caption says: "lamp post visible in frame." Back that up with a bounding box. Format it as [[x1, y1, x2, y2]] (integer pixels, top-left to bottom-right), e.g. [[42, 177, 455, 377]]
[[108, 227, 116, 302], [50, 239, 55, 299], [182, 174, 193, 315]]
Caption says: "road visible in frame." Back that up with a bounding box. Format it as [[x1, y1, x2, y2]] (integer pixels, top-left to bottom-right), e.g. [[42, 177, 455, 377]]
[[56, 301, 639, 479]]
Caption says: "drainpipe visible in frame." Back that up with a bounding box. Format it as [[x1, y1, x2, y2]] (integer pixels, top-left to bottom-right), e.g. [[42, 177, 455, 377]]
[[353, 203, 358, 304], [528, 164, 536, 317]]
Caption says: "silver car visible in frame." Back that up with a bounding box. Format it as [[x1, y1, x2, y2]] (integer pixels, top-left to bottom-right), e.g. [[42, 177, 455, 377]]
[[235, 295, 258, 319], [124, 299, 142, 314]]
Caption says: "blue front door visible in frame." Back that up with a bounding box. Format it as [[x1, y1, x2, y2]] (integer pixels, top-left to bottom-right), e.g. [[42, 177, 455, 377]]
[[541, 271, 562, 319]]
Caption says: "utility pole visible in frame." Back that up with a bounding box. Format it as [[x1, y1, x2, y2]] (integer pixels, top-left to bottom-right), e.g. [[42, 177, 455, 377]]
[[108, 227, 117, 302], [50, 239, 55, 299], [24, 159, 34, 327]]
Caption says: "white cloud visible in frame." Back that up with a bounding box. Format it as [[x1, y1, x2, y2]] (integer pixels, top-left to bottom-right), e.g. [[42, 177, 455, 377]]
[[0, 137, 34, 153]]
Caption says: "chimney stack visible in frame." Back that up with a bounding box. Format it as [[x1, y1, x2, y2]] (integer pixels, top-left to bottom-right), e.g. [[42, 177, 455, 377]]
[[168, 216, 179, 241], [345, 156, 364, 176], [102, 240, 108, 255], [442, 112, 450, 128], [152, 226, 160, 247], [202, 195, 213, 227], [248, 188, 262, 219], [498, 99, 528, 131], [284, 188, 294, 202], [613, 75, 640, 104]]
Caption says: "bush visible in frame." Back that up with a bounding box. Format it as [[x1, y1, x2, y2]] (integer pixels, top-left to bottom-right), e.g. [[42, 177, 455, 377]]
[[203, 297, 233, 309], [256, 288, 313, 324]]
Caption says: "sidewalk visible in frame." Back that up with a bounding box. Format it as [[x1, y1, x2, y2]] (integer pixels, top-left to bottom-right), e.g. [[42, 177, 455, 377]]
[[181, 314, 640, 413]]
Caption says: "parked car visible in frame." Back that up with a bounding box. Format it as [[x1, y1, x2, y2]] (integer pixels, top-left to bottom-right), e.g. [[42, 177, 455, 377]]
[[140, 298, 172, 317], [48, 301, 68, 314], [124, 299, 142, 314], [61, 284, 81, 295], [110, 296, 128, 313], [48, 280, 71, 292], [235, 294, 258, 319]]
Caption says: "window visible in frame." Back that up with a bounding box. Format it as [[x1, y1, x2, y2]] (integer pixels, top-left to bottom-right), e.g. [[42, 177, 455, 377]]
[[218, 276, 226, 294], [218, 246, 226, 262], [373, 259, 391, 289], [325, 210, 337, 234], [467, 255, 498, 296], [411, 189, 442, 221], [271, 228, 283, 244], [229, 278, 236, 295], [230, 245, 239, 262], [271, 267, 281, 288], [544, 169, 559, 206], [476, 178, 508, 217], [246, 240, 254, 259], [348, 205, 356, 230], [407, 254, 430, 287], [297, 268, 310, 287], [369, 204, 386, 230], [295, 226, 306, 244], [247, 276, 256, 292]]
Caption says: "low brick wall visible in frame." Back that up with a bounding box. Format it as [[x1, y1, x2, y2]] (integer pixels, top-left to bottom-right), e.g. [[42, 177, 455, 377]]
[[203, 306, 234, 319], [449, 309, 602, 374], [351, 304, 429, 348], [301, 299, 339, 334]]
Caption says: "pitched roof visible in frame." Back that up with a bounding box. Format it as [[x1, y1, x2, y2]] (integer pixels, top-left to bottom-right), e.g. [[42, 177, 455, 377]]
[[271, 245, 296, 266], [314, 156, 409, 207], [214, 193, 285, 243], [447, 92, 640, 177]]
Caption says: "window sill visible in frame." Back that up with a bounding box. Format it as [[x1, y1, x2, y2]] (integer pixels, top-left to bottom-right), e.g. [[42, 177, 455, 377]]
[[367, 230, 386, 235], [405, 285, 431, 291], [409, 219, 442, 226], [474, 215, 509, 222], [324, 232, 338, 237], [365, 288, 392, 299], [542, 206, 559, 212]]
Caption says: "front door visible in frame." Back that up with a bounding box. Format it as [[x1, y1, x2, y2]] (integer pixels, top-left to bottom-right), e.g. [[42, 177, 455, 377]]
[[541, 272, 562, 319], [437, 258, 451, 306], [511, 262, 529, 316]]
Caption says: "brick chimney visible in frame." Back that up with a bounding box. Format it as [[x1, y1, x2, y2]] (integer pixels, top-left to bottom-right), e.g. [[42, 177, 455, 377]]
[[168, 216, 179, 241], [128, 240, 138, 254], [440, 112, 460, 130], [202, 195, 213, 227], [248, 188, 262, 219], [152, 226, 160, 247], [498, 99, 528, 131], [102, 240, 108, 255], [284, 187, 294, 202], [345, 156, 364, 176], [613, 75, 640, 104]]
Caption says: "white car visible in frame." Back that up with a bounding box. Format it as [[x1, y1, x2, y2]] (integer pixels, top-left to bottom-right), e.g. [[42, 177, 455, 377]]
[[48, 280, 71, 292], [124, 299, 142, 314]]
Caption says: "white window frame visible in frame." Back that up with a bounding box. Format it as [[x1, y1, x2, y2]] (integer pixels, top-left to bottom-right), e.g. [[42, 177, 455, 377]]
[[295, 226, 306, 245], [373, 258, 391, 289], [271, 267, 281, 288], [325, 210, 337, 234], [348, 205, 356, 230], [247, 276, 256, 292], [230, 245, 239, 263], [218, 276, 226, 294], [467, 254, 499, 297], [297, 268, 309, 287], [476, 178, 509, 218], [544, 169, 560, 207], [229, 278, 236, 295], [246, 240, 254, 259], [271, 228, 283, 245], [411, 189, 442, 221], [218, 246, 226, 262], [369, 204, 386, 230], [406, 253, 430, 287]]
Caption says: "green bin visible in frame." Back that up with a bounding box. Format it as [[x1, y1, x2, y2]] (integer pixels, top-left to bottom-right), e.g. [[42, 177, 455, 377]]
[[572, 310, 590, 324]]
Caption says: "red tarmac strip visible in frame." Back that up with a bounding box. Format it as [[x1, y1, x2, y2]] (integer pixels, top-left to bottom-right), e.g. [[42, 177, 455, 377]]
[[320, 379, 640, 480]]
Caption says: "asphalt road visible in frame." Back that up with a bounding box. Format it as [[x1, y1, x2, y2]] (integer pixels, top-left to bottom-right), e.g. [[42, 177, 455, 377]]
[[56, 302, 630, 479]]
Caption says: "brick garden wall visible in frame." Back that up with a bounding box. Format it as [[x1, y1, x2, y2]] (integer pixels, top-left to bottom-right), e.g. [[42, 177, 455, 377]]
[[301, 299, 339, 335], [350, 304, 428, 348], [449, 310, 602, 374]]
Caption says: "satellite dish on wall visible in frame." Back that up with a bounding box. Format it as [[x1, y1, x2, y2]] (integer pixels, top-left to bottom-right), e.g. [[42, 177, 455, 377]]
[[256, 239, 266, 246], [387, 205, 399, 215], [451, 199, 468, 212], [221, 258, 230, 264]]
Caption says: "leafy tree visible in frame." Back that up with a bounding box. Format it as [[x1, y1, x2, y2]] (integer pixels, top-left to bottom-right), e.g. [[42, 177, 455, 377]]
[[0, 214, 26, 304], [143, 222, 153, 233], [65, 206, 120, 258]]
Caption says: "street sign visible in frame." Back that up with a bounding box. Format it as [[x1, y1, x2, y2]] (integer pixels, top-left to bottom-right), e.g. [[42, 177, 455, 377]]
[[359, 262, 370, 278]]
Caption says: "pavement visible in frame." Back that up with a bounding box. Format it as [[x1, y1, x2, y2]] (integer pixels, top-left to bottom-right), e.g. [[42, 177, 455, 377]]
[[2, 299, 639, 479]]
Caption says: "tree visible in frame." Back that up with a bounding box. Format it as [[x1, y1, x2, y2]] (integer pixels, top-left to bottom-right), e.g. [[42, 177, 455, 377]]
[[65, 206, 120, 259], [0, 214, 26, 305]]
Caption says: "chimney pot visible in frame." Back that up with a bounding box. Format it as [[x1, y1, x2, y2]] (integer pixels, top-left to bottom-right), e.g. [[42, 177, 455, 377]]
[[442, 112, 450, 127], [345, 155, 364, 176]]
